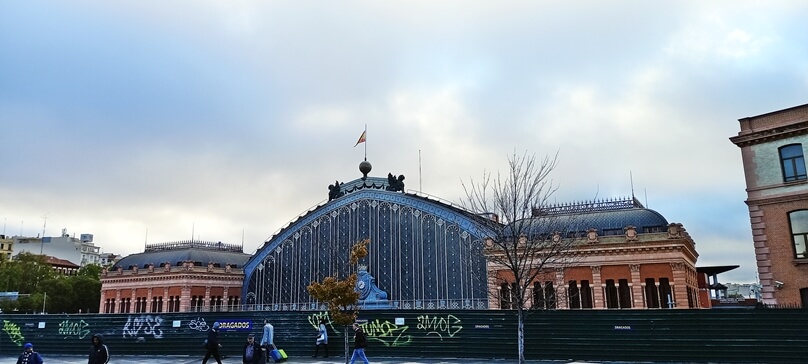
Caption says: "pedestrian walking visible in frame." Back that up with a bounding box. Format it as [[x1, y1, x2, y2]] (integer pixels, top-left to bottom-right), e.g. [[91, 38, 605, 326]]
[[243, 333, 263, 364], [203, 321, 223, 364], [88, 334, 109, 364], [312, 318, 329, 358], [16, 343, 43, 364], [260, 318, 274, 363], [349, 323, 370, 364]]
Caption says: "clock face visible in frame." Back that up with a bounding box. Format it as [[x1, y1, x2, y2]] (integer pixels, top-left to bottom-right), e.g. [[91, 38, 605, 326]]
[[358, 281, 366, 289]]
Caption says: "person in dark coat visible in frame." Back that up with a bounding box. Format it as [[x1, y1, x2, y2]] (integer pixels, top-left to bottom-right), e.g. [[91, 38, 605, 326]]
[[243, 333, 264, 364], [17, 342, 44, 364], [203, 321, 223, 364], [349, 323, 370, 364], [88, 334, 109, 364]]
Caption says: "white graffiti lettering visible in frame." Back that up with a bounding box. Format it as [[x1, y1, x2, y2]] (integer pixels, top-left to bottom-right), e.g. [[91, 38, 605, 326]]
[[59, 319, 91, 339], [416, 314, 462, 339], [122, 315, 164, 339], [188, 317, 209, 332]]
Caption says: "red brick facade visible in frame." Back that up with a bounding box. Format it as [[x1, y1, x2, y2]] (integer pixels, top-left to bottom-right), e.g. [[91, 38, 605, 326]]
[[100, 261, 245, 313], [487, 223, 700, 309], [731, 103, 808, 306]]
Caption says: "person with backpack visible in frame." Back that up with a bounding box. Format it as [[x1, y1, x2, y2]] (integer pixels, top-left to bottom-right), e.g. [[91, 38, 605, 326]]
[[349, 323, 369, 364], [243, 333, 263, 364], [16, 343, 44, 364]]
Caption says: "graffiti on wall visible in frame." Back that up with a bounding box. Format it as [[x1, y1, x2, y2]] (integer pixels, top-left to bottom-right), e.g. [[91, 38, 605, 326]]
[[2, 320, 24, 346], [188, 317, 210, 332], [59, 319, 91, 339], [416, 314, 462, 339], [362, 318, 412, 347], [304, 312, 465, 348], [122, 315, 164, 339]]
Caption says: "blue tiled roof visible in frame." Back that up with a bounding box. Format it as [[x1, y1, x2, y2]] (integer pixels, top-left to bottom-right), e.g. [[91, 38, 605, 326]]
[[512, 207, 669, 236], [113, 248, 251, 270]]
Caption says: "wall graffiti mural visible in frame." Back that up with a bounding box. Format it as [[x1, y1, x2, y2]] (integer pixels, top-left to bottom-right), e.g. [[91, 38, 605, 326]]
[[416, 314, 462, 339], [307, 311, 333, 330], [122, 315, 164, 339], [304, 312, 465, 347], [188, 317, 209, 332], [361, 318, 412, 347], [2, 320, 24, 346], [58, 319, 91, 340]]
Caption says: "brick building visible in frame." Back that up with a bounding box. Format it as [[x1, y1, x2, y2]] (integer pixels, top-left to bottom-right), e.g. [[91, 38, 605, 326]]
[[487, 198, 701, 310], [730, 103, 808, 307], [99, 240, 250, 313]]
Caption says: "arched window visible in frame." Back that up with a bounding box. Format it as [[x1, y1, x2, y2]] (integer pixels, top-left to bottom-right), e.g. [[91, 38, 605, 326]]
[[789, 210, 808, 259], [779, 144, 807, 182]]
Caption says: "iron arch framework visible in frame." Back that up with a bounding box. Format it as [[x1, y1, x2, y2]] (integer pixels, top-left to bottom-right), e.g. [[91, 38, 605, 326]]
[[243, 187, 495, 310]]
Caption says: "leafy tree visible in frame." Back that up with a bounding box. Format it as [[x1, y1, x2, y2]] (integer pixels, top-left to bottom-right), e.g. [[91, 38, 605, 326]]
[[77, 263, 103, 279], [307, 239, 369, 363], [69, 275, 102, 313], [461, 151, 581, 364], [0, 257, 102, 313], [0, 252, 55, 294]]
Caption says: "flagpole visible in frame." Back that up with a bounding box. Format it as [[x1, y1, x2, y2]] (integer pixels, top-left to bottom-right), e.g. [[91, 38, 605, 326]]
[[364, 124, 367, 161]]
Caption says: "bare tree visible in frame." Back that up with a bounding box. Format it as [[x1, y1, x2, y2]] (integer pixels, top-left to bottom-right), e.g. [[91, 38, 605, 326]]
[[461, 151, 582, 364]]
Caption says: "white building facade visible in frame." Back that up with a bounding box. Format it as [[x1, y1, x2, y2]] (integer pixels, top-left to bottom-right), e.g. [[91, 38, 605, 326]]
[[13, 229, 102, 267]]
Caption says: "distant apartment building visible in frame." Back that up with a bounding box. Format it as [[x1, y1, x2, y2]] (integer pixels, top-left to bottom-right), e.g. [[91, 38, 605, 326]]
[[0, 235, 12, 261], [726, 282, 762, 300], [730, 103, 808, 307], [99, 252, 120, 267], [13, 229, 102, 267]]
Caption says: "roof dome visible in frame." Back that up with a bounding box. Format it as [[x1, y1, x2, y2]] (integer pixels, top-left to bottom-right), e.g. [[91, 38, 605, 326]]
[[508, 198, 669, 236], [113, 240, 250, 270]]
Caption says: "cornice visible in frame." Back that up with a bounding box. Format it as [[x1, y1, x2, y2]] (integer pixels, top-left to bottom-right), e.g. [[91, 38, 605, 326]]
[[730, 120, 808, 147]]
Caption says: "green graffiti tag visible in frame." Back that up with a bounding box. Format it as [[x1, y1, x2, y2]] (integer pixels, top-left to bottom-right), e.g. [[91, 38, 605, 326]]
[[416, 314, 462, 339], [59, 319, 91, 339], [361, 319, 412, 347], [307, 311, 341, 332], [3, 320, 24, 346]]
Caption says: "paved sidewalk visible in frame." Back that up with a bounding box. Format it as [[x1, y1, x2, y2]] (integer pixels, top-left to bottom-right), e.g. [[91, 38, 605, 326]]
[[0, 355, 606, 364]]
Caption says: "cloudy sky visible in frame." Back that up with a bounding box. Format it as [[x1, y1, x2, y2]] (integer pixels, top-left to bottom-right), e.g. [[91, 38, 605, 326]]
[[2, 1, 807, 283]]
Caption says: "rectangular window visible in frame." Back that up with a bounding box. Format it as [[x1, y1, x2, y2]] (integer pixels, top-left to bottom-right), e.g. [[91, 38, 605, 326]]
[[151, 296, 163, 313], [568, 280, 580, 309], [645, 278, 660, 308], [580, 280, 593, 308], [618, 279, 632, 308], [789, 210, 808, 259], [605, 280, 619, 308], [499, 283, 511, 310], [780, 144, 807, 182], [168, 296, 181, 313], [544, 282, 556, 309], [659, 278, 673, 308], [533, 282, 545, 309]]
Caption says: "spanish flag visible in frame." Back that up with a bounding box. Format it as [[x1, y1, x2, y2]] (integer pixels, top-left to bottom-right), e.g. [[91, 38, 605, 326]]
[[354, 130, 366, 147]]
